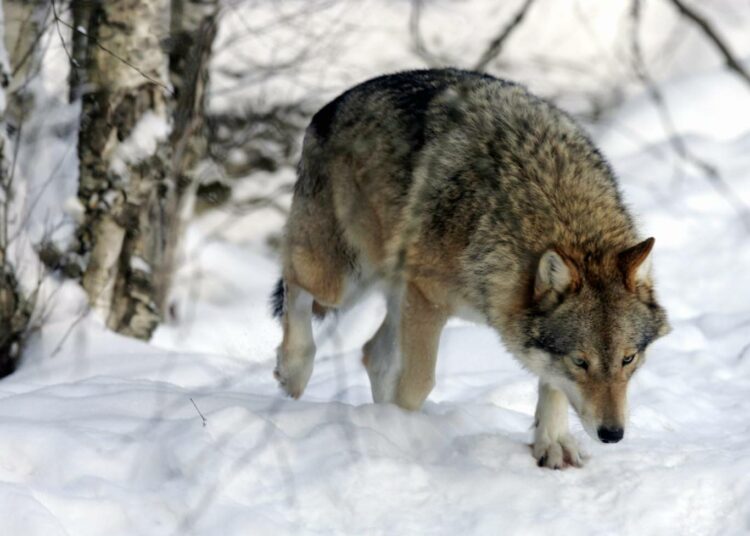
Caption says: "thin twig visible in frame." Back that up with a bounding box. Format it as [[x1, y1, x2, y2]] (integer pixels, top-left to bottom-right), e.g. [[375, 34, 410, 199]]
[[49, 301, 91, 358], [667, 0, 750, 86], [474, 0, 535, 71], [630, 0, 750, 231], [52, 9, 173, 95], [409, 0, 444, 67], [8, 139, 77, 246], [2, 120, 24, 250], [50, 0, 75, 68], [10, 4, 53, 78]]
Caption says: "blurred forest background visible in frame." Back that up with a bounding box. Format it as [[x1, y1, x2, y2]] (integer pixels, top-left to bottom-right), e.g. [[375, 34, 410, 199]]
[[0, 0, 748, 369]]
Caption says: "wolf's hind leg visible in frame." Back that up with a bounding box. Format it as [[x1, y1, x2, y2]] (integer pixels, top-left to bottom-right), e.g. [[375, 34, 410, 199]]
[[363, 286, 404, 404], [533, 382, 586, 469], [394, 283, 448, 411], [275, 283, 316, 398]]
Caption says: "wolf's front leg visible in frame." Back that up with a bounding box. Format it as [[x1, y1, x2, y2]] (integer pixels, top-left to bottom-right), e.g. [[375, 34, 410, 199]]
[[533, 382, 586, 469], [393, 283, 448, 411]]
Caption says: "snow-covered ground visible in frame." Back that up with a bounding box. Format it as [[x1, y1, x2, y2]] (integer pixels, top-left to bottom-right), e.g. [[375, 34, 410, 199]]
[[3, 2, 750, 534]]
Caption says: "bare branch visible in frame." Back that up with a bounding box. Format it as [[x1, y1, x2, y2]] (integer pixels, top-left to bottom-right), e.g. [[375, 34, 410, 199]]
[[409, 0, 443, 67], [630, 0, 750, 231], [667, 0, 750, 86], [9, 4, 52, 79], [50, 0, 75, 69], [474, 0, 535, 71]]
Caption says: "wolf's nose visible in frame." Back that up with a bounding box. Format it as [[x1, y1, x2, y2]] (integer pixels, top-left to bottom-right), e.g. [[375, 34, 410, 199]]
[[597, 426, 624, 443]]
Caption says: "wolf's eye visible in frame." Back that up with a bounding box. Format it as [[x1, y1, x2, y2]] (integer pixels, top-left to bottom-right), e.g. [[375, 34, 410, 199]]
[[622, 353, 637, 366], [571, 357, 588, 370]]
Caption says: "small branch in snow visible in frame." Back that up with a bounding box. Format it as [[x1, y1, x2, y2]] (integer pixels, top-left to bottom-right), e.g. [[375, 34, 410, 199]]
[[190, 397, 208, 427]]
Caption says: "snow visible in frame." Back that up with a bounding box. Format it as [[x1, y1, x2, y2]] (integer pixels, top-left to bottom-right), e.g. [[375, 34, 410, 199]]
[[597, 69, 750, 158], [130, 255, 152, 274], [110, 111, 171, 177], [3, 4, 750, 535]]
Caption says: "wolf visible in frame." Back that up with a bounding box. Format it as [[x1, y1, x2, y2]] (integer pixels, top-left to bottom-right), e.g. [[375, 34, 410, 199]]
[[271, 69, 670, 469]]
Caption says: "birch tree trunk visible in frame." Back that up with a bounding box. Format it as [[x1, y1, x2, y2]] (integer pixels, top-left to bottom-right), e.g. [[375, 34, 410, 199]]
[[76, 0, 217, 339], [76, 0, 172, 338]]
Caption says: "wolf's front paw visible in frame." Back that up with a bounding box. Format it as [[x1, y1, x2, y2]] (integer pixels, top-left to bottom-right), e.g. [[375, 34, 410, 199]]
[[274, 347, 314, 399], [533, 433, 586, 469]]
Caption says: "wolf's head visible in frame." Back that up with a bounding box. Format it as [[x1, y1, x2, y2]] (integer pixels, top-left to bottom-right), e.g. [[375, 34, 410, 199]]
[[520, 238, 670, 443]]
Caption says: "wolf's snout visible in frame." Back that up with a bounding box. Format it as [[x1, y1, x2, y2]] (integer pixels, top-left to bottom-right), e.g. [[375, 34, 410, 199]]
[[597, 426, 624, 443]]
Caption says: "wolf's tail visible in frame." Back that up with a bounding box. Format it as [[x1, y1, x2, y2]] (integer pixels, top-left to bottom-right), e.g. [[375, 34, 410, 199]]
[[270, 278, 331, 320], [270, 278, 285, 318]]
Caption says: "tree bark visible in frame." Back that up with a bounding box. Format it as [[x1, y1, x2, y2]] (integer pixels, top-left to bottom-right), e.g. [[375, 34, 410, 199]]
[[76, 0, 172, 338], [75, 0, 218, 339]]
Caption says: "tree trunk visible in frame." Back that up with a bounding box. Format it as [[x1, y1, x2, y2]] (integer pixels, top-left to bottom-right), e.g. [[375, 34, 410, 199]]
[[0, 97, 27, 374], [160, 0, 218, 306], [76, 0, 172, 338], [2, 0, 48, 125], [75, 0, 217, 339], [68, 0, 95, 103], [0, 0, 35, 375]]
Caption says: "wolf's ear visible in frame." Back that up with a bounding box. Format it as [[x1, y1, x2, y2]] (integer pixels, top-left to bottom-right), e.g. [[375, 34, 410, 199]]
[[618, 237, 654, 292], [534, 249, 579, 299]]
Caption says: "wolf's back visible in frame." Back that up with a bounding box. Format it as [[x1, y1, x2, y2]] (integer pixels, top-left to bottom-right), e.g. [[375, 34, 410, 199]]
[[290, 69, 636, 291], [294, 69, 504, 198]]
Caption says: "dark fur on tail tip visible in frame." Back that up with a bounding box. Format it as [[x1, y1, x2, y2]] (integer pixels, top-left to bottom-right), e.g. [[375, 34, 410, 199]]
[[271, 278, 285, 318]]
